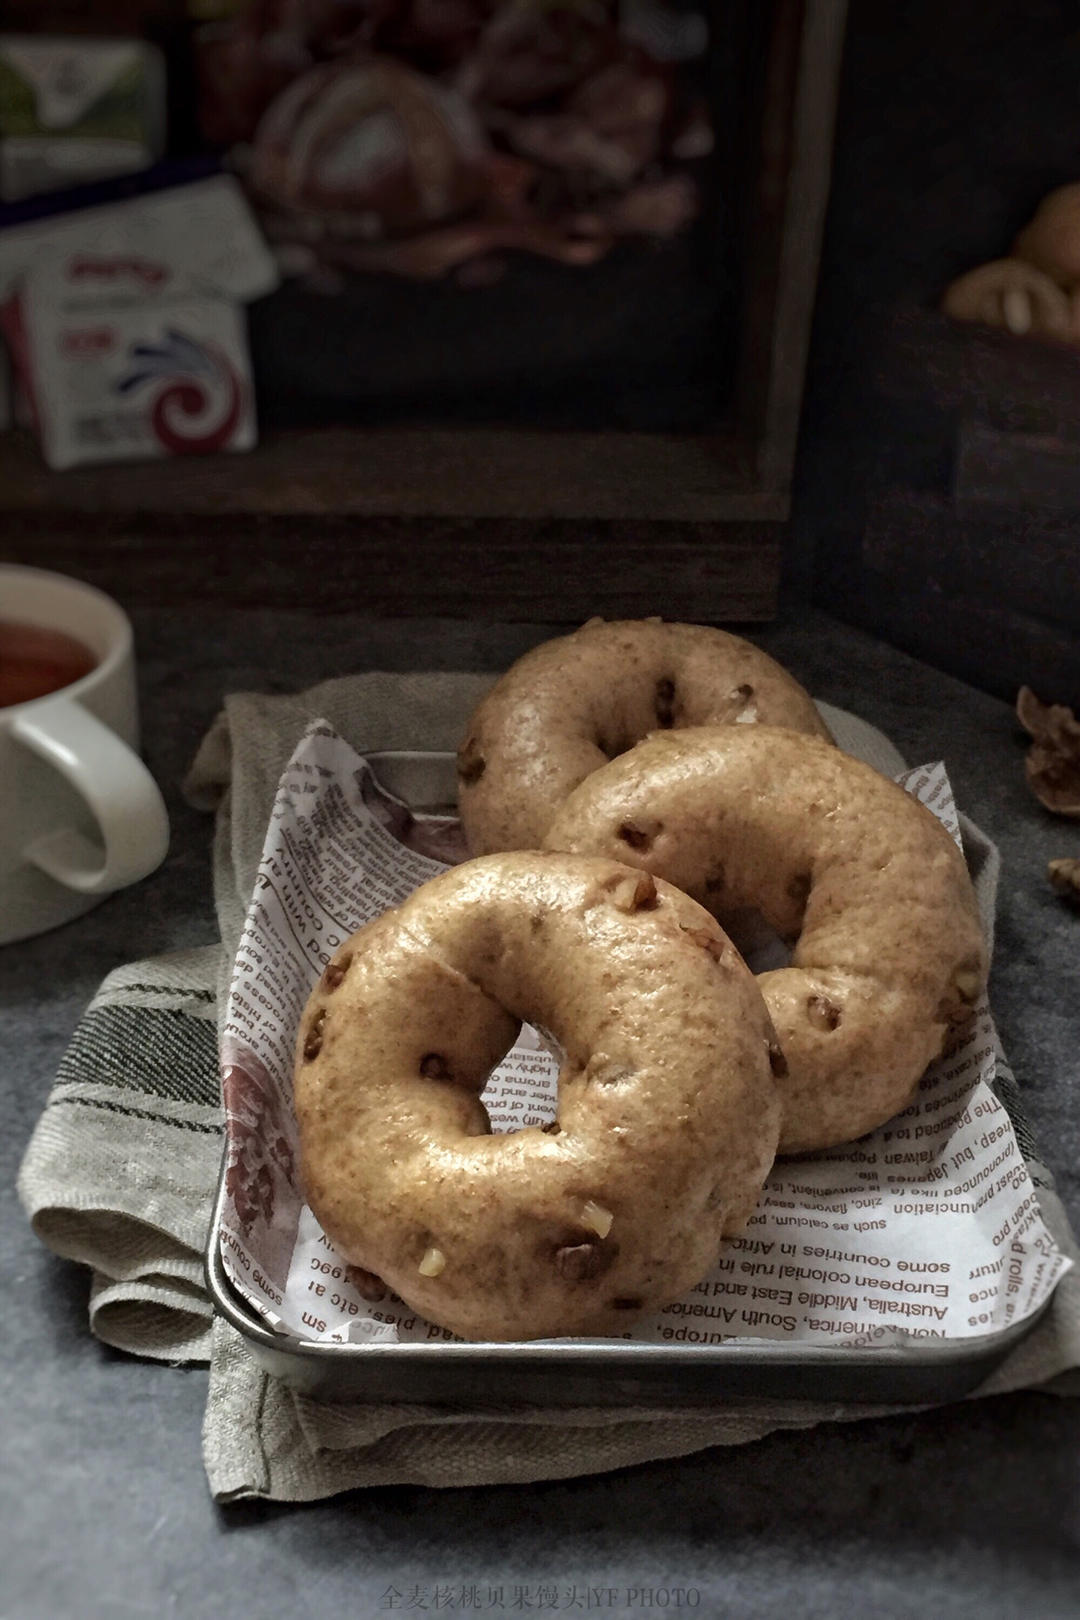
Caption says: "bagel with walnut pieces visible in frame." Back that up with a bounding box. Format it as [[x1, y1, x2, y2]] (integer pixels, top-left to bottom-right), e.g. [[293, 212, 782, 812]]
[[294, 851, 783, 1342], [543, 727, 987, 1155], [457, 618, 832, 855]]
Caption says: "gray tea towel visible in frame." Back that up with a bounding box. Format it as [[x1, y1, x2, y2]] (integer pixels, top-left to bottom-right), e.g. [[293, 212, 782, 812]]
[[17, 677, 1080, 1500]]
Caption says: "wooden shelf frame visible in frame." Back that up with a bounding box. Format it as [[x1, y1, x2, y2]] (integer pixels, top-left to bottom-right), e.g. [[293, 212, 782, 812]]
[[0, 1, 850, 619]]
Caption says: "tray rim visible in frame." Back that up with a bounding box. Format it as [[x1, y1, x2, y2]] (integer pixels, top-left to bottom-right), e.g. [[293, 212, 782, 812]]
[[205, 1148, 1052, 1383], [204, 747, 1060, 1396]]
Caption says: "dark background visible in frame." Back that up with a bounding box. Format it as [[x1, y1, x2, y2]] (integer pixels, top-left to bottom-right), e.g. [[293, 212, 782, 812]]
[[4, 1, 1080, 688], [793, 0, 1080, 700]]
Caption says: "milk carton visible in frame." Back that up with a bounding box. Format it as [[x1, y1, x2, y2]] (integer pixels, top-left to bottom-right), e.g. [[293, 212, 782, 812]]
[[0, 176, 277, 468], [11, 272, 257, 469]]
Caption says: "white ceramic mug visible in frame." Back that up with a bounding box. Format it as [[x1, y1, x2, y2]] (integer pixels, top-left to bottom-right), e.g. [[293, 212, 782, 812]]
[[1, 565, 170, 945]]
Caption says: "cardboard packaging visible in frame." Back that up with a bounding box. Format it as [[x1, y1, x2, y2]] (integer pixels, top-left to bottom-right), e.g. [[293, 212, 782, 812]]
[[0, 35, 166, 203]]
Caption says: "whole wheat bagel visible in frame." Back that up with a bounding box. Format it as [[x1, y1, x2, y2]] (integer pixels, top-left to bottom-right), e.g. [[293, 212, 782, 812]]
[[543, 728, 987, 1155], [295, 851, 783, 1341], [457, 619, 831, 854]]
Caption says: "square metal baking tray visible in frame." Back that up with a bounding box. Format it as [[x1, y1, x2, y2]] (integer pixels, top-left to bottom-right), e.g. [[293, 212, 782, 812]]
[[205, 750, 1054, 1407]]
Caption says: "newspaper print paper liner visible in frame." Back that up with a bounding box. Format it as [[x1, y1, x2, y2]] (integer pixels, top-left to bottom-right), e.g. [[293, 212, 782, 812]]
[[218, 721, 1071, 1348]]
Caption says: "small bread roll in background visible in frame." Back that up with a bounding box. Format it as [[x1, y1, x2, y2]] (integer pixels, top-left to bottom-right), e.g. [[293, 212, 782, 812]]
[[942, 256, 1072, 340], [1014, 183, 1080, 288]]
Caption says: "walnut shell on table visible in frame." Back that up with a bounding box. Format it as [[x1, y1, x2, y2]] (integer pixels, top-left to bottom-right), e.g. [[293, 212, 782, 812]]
[[1016, 686, 1080, 817], [1048, 858, 1080, 906]]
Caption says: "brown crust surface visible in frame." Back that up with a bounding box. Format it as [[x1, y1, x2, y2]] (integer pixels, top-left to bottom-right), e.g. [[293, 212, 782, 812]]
[[294, 851, 782, 1341], [544, 728, 987, 1155], [456, 619, 832, 855]]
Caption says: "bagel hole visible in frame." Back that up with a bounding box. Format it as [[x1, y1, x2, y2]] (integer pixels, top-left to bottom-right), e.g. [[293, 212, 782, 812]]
[[786, 872, 812, 910], [655, 677, 677, 728], [415, 1034, 558, 1136], [704, 864, 726, 896], [477, 1021, 560, 1134], [722, 909, 792, 973]]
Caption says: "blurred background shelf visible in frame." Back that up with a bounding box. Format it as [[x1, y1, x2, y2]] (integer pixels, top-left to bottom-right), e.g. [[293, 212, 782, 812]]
[[0, 423, 780, 522], [0, 0, 850, 623], [0, 426, 782, 619]]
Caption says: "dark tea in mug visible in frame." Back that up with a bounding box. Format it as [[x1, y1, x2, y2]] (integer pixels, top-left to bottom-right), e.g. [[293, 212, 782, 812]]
[[0, 619, 97, 708]]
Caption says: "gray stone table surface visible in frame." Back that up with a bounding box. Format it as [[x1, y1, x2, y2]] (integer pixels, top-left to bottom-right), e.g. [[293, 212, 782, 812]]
[[3, 604, 1078, 1620]]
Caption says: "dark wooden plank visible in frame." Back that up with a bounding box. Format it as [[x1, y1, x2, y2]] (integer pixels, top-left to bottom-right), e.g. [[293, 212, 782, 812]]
[[878, 307, 1080, 435], [859, 568, 1080, 709], [735, 0, 802, 471], [955, 416, 1080, 516], [863, 488, 1080, 635], [0, 427, 785, 524], [1, 2, 180, 26], [738, 0, 850, 490], [2, 512, 782, 622]]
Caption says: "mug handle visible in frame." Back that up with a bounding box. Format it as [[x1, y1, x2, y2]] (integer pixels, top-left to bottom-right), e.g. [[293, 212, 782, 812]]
[[12, 696, 170, 895]]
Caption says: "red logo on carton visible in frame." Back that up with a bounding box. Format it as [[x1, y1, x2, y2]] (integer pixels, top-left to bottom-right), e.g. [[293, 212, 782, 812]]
[[117, 328, 245, 454], [67, 256, 169, 290], [61, 327, 117, 357]]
